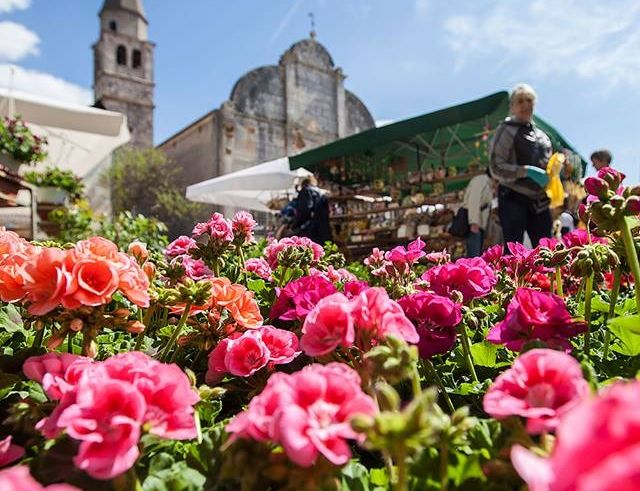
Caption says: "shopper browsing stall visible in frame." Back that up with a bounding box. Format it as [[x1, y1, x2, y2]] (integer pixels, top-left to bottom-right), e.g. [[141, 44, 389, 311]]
[[462, 170, 495, 257], [489, 84, 553, 248], [290, 176, 332, 245]]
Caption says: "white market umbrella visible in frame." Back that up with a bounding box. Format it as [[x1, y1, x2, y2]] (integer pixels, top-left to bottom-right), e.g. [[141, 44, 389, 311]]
[[0, 87, 130, 179], [186, 156, 312, 212]]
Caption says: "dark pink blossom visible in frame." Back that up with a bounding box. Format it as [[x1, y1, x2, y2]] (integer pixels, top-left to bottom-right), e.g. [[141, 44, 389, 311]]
[[486, 288, 587, 351], [179, 255, 212, 281], [397, 291, 462, 358], [269, 275, 338, 322], [421, 257, 497, 303], [300, 293, 354, 356], [343, 280, 369, 299], [0, 436, 24, 467]]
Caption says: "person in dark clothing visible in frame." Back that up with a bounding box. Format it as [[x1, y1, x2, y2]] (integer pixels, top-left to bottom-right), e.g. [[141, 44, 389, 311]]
[[489, 83, 553, 248], [290, 176, 332, 245]]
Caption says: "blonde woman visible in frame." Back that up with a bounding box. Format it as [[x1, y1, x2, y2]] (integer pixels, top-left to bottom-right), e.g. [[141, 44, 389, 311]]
[[489, 84, 553, 247]]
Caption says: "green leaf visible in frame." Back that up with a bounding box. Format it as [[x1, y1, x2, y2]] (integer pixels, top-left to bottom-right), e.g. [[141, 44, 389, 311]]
[[0, 304, 24, 333], [340, 461, 370, 491], [607, 314, 640, 356], [470, 342, 498, 367], [143, 460, 206, 491], [247, 279, 266, 293], [592, 295, 637, 316]]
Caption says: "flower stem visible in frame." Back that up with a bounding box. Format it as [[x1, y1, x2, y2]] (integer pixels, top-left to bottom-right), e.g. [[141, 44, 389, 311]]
[[421, 359, 455, 413], [603, 267, 621, 360], [31, 327, 44, 349], [440, 439, 449, 491], [459, 324, 479, 383], [112, 467, 142, 491], [134, 306, 155, 352], [160, 302, 192, 362], [583, 272, 594, 358], [620, 217, 640, 313], [394, 445, 408, 491], [555, 267, 564, 298]]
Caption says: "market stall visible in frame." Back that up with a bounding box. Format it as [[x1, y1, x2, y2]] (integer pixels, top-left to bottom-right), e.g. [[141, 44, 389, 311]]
[[288, 91, 586, 259]]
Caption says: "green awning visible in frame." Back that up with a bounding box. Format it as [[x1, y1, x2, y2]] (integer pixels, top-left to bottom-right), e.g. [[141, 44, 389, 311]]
[[289, 91, 586, 188]]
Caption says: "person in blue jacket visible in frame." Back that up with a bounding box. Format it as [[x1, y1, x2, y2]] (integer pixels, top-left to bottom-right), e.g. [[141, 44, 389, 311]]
[[489, 84, 552, 248]]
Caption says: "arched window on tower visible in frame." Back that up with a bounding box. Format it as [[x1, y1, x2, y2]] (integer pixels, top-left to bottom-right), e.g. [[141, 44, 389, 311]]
[[132, 49, 142, 69], [109, 20, 117, 31], [116, 45, 127, 66]]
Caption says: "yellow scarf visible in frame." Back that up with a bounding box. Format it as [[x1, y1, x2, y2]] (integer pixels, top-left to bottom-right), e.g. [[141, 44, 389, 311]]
[[546, 152, 565, 208]]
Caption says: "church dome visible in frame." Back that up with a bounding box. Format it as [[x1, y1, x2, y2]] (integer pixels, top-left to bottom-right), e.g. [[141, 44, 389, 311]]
[[279, 38, 334, 69]]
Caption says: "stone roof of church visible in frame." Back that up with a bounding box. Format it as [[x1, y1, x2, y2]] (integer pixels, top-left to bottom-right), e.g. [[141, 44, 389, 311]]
[[279, 38, 335, 69], [101, 0, 146, 20]]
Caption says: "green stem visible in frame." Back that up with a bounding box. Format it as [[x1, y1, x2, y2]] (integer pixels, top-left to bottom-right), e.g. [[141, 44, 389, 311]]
[[31, 326, 44, 349], [620, 217, 640, 313], [459, 325, 479, 383], [421, 359, 455, 413], [603, 267, 621, 360], [67, 331, 74, 353], [555, 267, 564, 298], [112, 467, 142, 491], [583, 272, 594, 358], [134, 306, 155, 352], [440, 439, 449, 491], [410, 364, 422, 398], [160, 302, 192, 362], [394, 445, 408, 491], [212, 257, 220, 277]]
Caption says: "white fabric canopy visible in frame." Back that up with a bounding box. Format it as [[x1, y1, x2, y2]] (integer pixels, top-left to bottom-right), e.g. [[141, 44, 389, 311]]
[[0, 87, 130, 178], [186, 157, 312, 212]]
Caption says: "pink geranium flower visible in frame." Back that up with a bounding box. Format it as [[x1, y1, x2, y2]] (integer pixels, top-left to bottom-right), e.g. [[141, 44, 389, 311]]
[[421, 257, 497, 303], [351, 287, 420, 345], [483, 349, 590, 433], [511, 381, 640, 491], [179, 255, 212, 281], [384, 237, 426, 272], [232, 211, 257, 244], [23, 352, 92, 400], [343, 280, 369, 299], [269, 275, 338, 322], [263, 236, 324, 269], [56, 377, 145, 480], [561, 229, 607, 248], [165, 235, 197, 258], [397, 291, 462, 359], [260, 326, 300, 364], [192, 212, 234, 243], [0, 436, 24, 467], [205, 327, 300, 383], [245, 257, 272, 281], [0, 465, 79, 491], [33, 352, 199, 479], [228, 363, 377, 467], [300, 293, 354, 356], [486, 288, 587, 351]]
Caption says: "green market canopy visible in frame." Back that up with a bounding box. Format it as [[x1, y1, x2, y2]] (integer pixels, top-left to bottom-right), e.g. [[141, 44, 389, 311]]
[[289, 91, 586, 193]]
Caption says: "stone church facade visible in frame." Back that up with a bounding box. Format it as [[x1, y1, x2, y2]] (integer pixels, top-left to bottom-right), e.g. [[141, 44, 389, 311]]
[[93, 0, 154, 147], [158, 35, 375, 190]]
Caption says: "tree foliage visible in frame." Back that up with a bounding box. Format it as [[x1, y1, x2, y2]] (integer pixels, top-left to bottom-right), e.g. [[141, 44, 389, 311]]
[[110, 147, 211, 237]]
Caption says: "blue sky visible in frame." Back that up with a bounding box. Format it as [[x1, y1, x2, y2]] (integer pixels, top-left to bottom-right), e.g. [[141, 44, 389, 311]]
[[1, 0, 639, 181]]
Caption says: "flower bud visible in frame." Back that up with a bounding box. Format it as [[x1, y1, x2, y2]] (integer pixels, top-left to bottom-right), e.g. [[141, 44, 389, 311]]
[[584, 177, 610, 200], [69, 318, 83, 332], [126, 320, 145, 334], [128, 240, 149, 261], [142, 261, 156, 280], [350, 414, 375, 433], [46, 331, 66, 350], [624, 196, 640, 216]]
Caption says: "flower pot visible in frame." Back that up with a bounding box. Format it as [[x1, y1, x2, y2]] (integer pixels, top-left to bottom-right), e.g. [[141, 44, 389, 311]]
[[36, 186, 67, 205], [0, 152, 26, 174]]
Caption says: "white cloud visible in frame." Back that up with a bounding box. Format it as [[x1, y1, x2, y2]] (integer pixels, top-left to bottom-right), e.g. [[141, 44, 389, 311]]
[[0, 0, 30, 13], [0, 21, 39, 61], [443, 0, 640, 89], [0, 64, 92, 105]]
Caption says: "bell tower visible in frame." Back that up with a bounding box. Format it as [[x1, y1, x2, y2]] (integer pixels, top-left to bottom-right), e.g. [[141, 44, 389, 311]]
[[93, 0, 154, 147]]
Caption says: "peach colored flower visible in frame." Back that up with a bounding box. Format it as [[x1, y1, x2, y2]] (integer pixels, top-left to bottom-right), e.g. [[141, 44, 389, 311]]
[[22, 248, 71, 315], [209, 277, 244, 307], [228, 290, 264, 329], [62, 257, 120, 308]]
